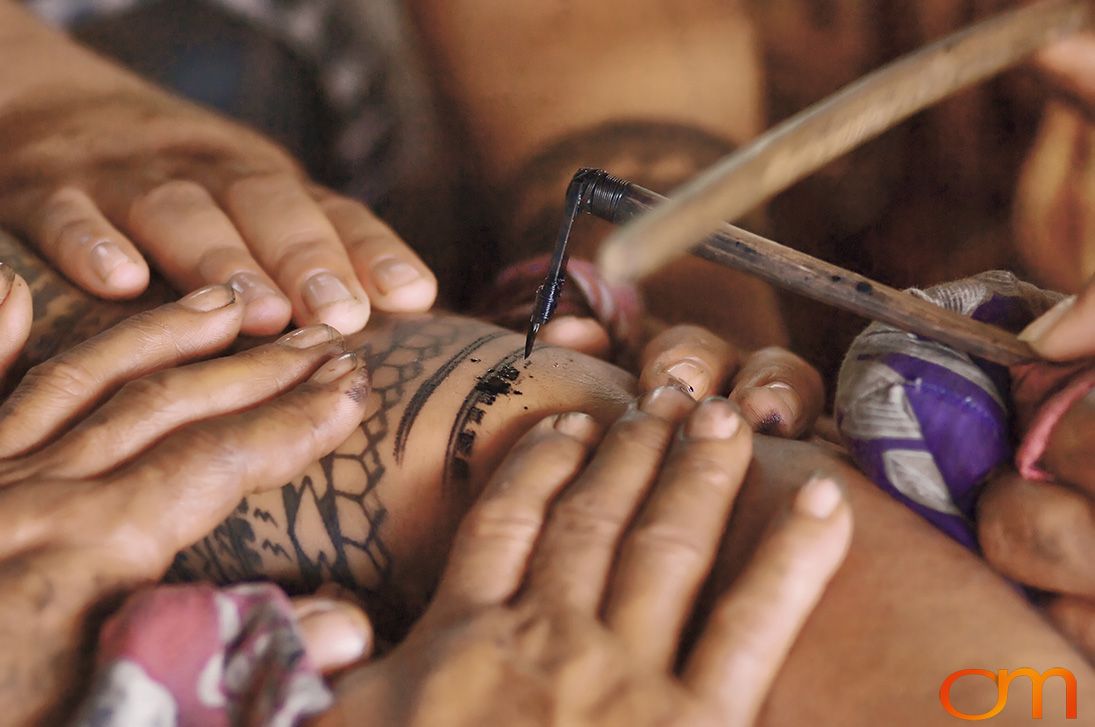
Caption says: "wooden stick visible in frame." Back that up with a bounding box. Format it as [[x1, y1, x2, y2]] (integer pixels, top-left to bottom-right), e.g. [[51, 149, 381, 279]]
[[600, 181, 1037, 366], [596, 0, 1091, 283]]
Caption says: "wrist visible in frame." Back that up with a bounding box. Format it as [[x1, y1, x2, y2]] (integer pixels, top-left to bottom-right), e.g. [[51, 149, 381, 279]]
[[0, 4, 146, 110]]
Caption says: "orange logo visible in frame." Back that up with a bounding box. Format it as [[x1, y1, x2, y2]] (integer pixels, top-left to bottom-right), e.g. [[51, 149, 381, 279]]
[[940, 668, 1077, 720]]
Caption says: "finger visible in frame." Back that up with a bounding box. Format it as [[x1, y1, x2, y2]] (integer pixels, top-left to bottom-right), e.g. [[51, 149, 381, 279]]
[[683, 477, 851, 724], [224, 174, 371, 333], [604, 398, 751, 670], [730, 347, 824, 438], [433, 412, 602, 614], [639, 324, 740, 400], [127, 180, 292, 335], [523, 386, 696, 611], [1019, 280, 1095, 361], [27, 325, 345, 479], [1044, 595, 1095, 663], [293, 596, 374, 672], [106, 349, 369, 568], [320, 194, 437, 313], [0, 263, 32, 385], [0, 285, 242, 459], [538, 316, 612, 359], [978, 470, 1095, 597], [1035, 34, 1095, 117], [1042, 388, 1095, 494], [29, 187, 149, 299]]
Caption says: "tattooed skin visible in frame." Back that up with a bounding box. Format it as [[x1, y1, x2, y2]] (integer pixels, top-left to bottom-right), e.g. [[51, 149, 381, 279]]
[[165, 313, 616, 637], [0, 230, 633, 640]]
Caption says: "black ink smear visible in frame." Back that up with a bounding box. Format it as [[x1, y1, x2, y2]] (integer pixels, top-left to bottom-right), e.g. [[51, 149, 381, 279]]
[[445, 347, 527, 499], [394, 332, 506, 463]]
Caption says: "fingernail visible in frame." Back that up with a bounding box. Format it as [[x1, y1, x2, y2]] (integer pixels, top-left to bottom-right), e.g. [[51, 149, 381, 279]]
[[662, 359, 709, 398], [638, 384, 695, 418], [371, 257, 421, 294], [178, 284, 236, 312], [89, 241, 134, 284], [553, 411, 599, 444], [278, 324, 342, 349], [228, 271, 281, 304], [296, 599, 370, 667], [303, 272, 355, 314], [310, 351, 358, 384], [0, 262, 14, 305], [794, 476, 844, 519], [684, 397, 741, 439], [1019, 295, 1077, 343]]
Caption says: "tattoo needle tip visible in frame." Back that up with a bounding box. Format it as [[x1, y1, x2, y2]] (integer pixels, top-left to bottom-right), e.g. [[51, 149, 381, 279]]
[[524, 323, 539, 359]]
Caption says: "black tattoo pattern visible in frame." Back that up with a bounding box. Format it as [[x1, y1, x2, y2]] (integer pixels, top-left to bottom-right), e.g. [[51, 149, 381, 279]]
[[444, 347, 527, 501], [393, 330, 507, 464], [0, 231, 171, 390], [169, 317, 498, 634]]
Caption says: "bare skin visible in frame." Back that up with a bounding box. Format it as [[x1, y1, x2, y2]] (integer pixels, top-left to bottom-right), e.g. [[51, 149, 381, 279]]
[[0, 1, 437, 336], [3, 229, 1091, 725], [0, 280, 372, 725]]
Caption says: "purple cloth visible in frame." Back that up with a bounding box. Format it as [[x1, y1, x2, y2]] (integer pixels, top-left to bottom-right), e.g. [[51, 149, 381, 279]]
[[835, 271, 1060, 549]]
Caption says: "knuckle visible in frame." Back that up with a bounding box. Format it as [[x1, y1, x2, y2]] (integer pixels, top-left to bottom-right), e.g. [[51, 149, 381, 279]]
[[28, 357, 100, 398], [40, 187, 85, 221], [611, 412, 672, 452], [463, 497, 544, 544], [118, 371, 177, 411], [272, 237, 334, 276], [131, 179, 213, 218], [627, 521, 707, 567], [670, 453, 739, 493], [170, 425, 245, 480], [225, 171, 290, 203], [550, 494, 624, 543]]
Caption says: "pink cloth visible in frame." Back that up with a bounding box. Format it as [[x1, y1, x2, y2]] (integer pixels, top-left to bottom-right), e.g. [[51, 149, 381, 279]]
[[480, 255, 644, 362], [1012, 361, 1095, 481], [74, 583, 330, 727]]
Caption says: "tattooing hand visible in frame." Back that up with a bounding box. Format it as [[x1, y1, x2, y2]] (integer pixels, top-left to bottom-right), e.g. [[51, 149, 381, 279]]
[[0, 281, 370, 724], [978, 387, 1095, 658], [638, 325, 825, 438], [314, 389, 852, 727], [1018, 279, 1095, 361], [0, 4, 436, 337]]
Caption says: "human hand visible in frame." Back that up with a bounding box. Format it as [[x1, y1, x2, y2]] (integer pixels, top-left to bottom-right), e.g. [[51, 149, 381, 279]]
[[0, 86, 436, 336], [638, 325, 825, 438], [317, 388, 852, 727], [0, 282, 369, 724], [978, 388, 1095, 656], [0, 261, 33, 382], [1019, 278, 1095, 360]]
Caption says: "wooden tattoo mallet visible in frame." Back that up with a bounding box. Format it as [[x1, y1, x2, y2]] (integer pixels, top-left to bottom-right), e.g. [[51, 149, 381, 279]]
[[525, 169, 1035, 366]]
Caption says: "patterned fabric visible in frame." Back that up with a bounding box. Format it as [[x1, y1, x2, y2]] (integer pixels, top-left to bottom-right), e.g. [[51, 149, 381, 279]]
[[73, 583, 331, 727], [835, 271, 1061, 549]]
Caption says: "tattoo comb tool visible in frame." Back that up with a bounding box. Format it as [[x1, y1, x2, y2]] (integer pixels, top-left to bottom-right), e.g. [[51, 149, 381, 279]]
[[594, 0, 1091, 283], [527, 0, 1091, 364], [525, 168, 1036, 366]]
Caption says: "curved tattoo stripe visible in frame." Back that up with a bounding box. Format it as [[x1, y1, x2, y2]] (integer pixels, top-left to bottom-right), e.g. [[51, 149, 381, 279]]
[[444, 346, 527, 499], [394, 331, 507, 463]]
